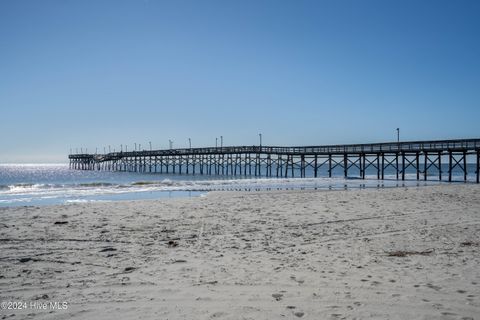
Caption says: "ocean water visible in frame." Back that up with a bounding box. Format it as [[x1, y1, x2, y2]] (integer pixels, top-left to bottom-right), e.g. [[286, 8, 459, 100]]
[[0, 163, 477, 207]]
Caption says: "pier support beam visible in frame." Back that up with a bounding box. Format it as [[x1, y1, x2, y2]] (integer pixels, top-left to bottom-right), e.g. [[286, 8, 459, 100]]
[[449, 151, 453, 182], [438, 152, 442, 181], [396, 153, 399, 180], [328, 155, 332, 178], [448, 151, 467, 182], [477, 150, 480, 183]]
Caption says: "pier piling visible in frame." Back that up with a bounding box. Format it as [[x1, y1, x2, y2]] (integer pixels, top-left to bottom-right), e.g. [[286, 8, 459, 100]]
[[69, 139, 480, 183]]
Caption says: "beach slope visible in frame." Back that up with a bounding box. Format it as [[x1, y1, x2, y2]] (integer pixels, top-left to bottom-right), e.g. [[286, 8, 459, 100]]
[[1, 185, 479, 319]]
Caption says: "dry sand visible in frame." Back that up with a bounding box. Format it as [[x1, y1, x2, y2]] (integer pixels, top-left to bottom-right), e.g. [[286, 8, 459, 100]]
[[1, 184, 480, 319]]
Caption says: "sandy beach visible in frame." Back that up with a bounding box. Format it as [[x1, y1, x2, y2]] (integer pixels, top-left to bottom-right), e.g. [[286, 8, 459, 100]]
[[1, 184, 479, 319]]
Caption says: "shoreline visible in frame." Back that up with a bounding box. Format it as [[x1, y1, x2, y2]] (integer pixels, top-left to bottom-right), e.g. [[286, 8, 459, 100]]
[[1, 179, 478, 208], [1, 184, 479, 319]]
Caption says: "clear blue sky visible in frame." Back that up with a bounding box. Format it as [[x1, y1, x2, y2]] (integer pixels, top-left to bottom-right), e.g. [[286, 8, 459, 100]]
[[1, 0, 479, 162]]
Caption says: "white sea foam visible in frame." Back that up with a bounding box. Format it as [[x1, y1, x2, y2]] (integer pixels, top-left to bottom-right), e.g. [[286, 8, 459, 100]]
[[65, 199, 109, 204]]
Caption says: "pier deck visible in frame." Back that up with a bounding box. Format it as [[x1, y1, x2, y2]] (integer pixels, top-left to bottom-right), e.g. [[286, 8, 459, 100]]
[[69, 138, 480, 183]]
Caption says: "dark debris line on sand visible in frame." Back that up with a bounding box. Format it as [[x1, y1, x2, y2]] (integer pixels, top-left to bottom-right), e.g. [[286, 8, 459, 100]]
[[386, 250, 433, 257]]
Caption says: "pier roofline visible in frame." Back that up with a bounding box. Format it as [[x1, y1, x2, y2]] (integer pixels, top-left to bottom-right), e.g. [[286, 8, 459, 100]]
[[69, 138, 480, 183]]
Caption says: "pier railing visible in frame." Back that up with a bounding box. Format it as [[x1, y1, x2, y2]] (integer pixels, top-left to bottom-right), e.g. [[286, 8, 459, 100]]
[[70, 138, 480, 159]]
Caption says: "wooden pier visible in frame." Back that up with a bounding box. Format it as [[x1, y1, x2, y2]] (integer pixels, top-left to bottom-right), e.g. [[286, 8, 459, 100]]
[[69, 138, 480, 183]]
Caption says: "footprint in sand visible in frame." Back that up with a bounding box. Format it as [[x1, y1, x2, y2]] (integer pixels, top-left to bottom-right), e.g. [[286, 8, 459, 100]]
[[272, 293, 283, 301], [426, 283, 442, 291], [210, 312, 226, 318], [441, 312, 458, 317]]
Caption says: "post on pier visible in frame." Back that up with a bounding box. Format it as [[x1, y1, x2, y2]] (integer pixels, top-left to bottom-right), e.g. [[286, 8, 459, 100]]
[[438, 151, 442, 181], [448, 151, 453, 182], [376, 154, 380, 179], [381, 153, 385, 180], [267, 154, 271, 177], [424, 152, 428, 181], [328, 154, 332, 178], [476, 150, 479, 183], [396, 152, 399, 180], [300, 155, 305, 178], [416, 152, 420, 180], [361, 154, 366, 179], [291, 155, 295, 177], [193, 155, 196, 175]]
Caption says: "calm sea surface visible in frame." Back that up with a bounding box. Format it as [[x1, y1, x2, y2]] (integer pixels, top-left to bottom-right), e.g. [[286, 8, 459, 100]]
[[0, 163, 476, 207]]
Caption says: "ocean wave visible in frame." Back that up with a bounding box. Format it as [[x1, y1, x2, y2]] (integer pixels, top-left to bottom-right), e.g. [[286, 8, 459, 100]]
[[1, 174, 475, 207], [78, 182, 116, 187], [1, 173, 473, 197], [1, 182, 121, 193], [131, 181, 159, 186], [6, 183, 48, 193], [0, 177, 348, 197]]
